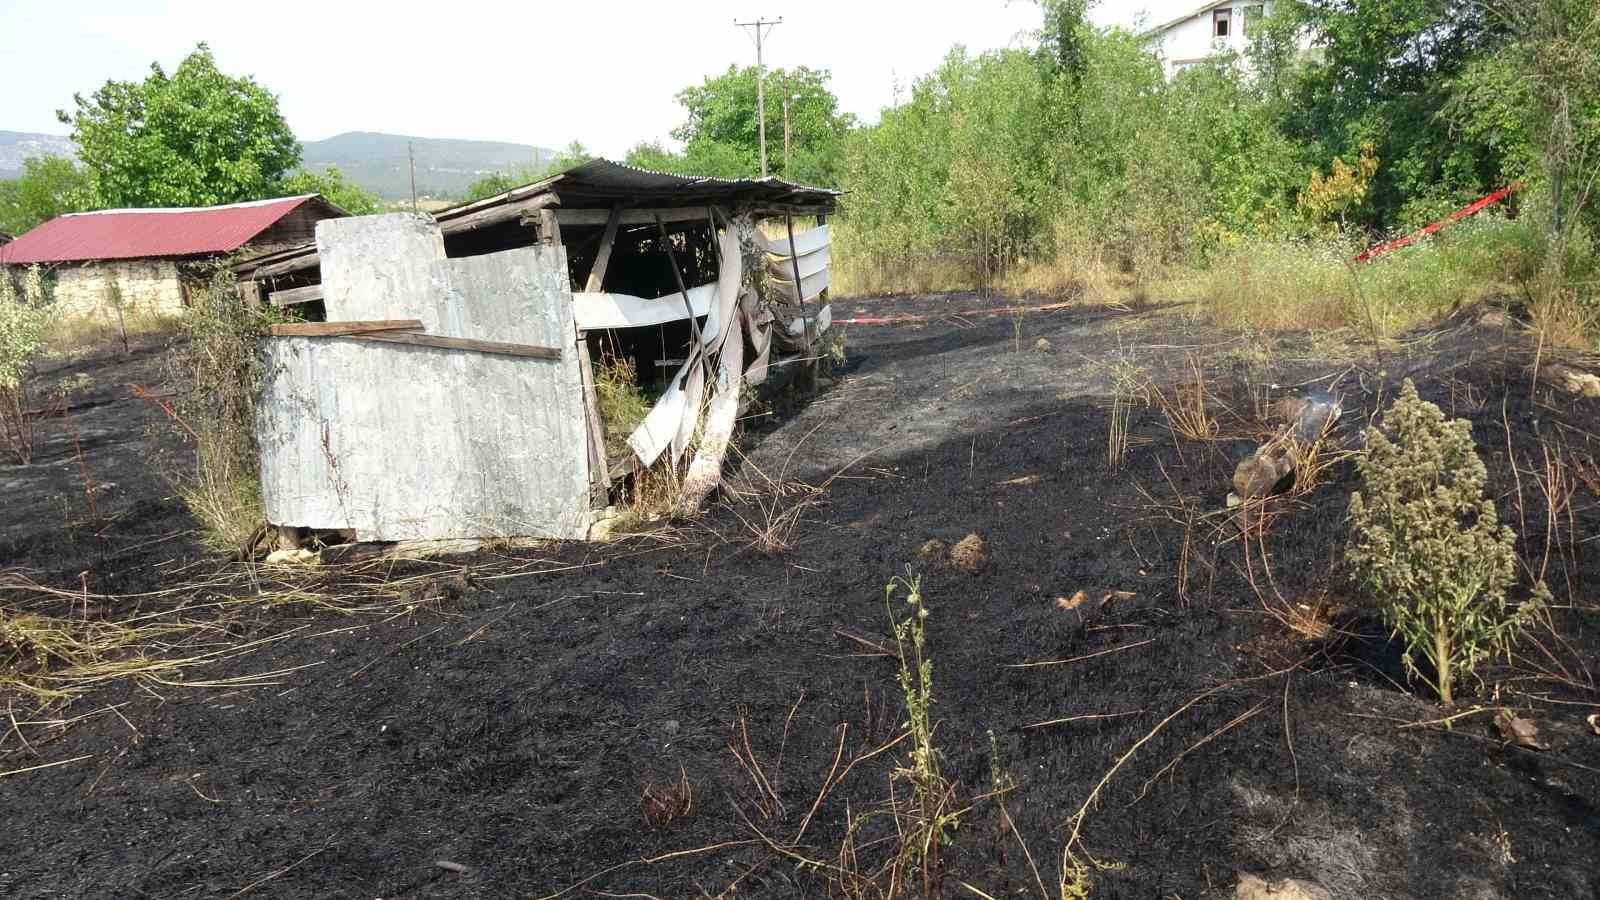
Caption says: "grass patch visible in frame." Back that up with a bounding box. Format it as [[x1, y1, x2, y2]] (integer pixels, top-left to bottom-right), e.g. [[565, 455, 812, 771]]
[[1165, 216, 1548, 338], [595, 354, 652, 462], [42, 307, 182, 357]]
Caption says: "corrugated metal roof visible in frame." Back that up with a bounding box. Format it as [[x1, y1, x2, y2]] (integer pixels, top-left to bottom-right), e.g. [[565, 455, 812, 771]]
[[0, 195, 324, 265], [234, 159, 838, 279], [436, 158, 839, 226]]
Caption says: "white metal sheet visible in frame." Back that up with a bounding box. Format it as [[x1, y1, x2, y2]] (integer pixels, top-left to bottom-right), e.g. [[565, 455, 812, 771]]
[[762, 223, 830, 258], [573, 283, 716, 331]]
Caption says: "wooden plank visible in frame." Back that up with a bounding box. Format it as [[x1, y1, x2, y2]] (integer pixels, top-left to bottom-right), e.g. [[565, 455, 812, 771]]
[[583, 204, 624, 293], [336, 331, 563, 360], [269, 283, 324, 307], [245, 252, 320, 279], [443, 192, 561, 234], [236, 281, 262, 309], [555, 207, 709, 227], [267, 319, 423, 337], [574, 333, 611, 500]]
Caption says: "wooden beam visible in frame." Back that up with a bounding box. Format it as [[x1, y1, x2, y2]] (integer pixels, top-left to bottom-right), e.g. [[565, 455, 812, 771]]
[[336, 331, 563, 360], [242, 250, 320, 279], [574, 333, 611, 503], [555, 206, 710, 227], [268, 283, 324, 307], [267, 320, 423, 337], [442, 192, 561, 234], [583, 204, 624, 293], [537, 208, 563, 247]]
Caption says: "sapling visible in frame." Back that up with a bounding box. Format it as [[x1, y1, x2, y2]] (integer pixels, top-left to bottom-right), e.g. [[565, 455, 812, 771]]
[[1347, 380, 1543, 704], [0, 266, 54, 464]]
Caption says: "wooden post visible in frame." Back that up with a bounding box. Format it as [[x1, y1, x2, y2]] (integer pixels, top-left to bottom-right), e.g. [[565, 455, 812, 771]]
[[583, 204, 624, 293], [816, 214, 830, 307], [237, 281, 263, 309], [540, 215, 608, 505], [786, 214, 815, 392], [537, 208, 563, 247], [654, 211, 712, 382]]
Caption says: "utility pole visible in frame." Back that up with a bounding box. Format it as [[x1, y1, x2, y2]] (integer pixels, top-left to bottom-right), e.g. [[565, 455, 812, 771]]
[[782, 74, 792, 181], [407, 140, 419, 213], [735, 16, 781, 178]]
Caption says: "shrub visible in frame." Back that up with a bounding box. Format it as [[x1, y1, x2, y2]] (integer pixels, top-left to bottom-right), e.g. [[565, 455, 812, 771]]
[[1346, 380, 1542, 704], [159, 266, 280, 550], [0, 266, 55, 464]]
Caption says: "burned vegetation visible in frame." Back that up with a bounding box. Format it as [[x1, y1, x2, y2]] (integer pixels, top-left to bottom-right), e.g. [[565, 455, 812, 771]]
[[2, 266, 1597, 898]]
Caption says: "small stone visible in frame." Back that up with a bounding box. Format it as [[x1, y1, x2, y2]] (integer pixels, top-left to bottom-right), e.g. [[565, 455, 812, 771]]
[[1233, 447, 1294, 499], [1270, 396, 1307, 424], [663, 719, 680, 736], [1235, 872, 1332, 900], [1549, 364, 1600, 399], [1033, 337, 1054, 353], [1226, 492, 1243, 508], [949, 532, 991, 574], [264, 547, 318, 566]]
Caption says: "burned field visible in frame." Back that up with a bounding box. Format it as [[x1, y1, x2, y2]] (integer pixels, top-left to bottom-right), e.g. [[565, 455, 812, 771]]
[[3, 295, 1599, 899]]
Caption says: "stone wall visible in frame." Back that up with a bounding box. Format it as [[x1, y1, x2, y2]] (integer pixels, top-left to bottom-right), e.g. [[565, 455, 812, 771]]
[[52, 259, 188, 322]]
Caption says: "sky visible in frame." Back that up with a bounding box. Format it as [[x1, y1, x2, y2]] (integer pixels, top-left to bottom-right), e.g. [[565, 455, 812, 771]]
[[0, 0, 1193, 156]]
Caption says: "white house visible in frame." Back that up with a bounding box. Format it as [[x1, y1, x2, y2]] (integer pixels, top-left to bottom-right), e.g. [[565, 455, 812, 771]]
[[1141, 1, 1309, 79]]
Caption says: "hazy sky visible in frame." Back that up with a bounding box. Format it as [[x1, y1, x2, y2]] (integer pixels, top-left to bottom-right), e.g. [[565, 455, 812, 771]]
[[0, 1, 1190, 156]]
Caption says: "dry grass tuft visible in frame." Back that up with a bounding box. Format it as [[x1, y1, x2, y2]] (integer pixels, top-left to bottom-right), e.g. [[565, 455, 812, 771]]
[[641, 767, 696, 828], [1154, 354, 1219, 443], [594, 354, 653, 462]]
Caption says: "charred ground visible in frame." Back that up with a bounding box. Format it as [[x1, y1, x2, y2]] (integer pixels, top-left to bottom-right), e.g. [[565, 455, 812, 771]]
[[2, 295, 1598, 899]]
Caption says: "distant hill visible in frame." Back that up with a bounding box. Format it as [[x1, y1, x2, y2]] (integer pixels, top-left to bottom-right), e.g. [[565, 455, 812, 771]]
[[300, 132, 556, 200], [0, 131, 76, 178], [0, 129, 553, 200]]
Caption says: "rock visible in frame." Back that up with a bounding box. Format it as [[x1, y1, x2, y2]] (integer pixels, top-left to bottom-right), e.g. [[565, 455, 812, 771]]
[[917, 539, 948, 567], [1548, 364, 1600, 399], [949, 532, 990, 574], [1270, 396, 1308, 424], [663, 719, 680, 736], [1235, 872, 1332, 900], [588, 513, 623, 543], [1057, 590, 1090, 610], [1226, 492, 1243, 508], [1233, 447, 1294, 499], [264, 547, 318, 566], [1494, 710, 1551, 750], [1587, 713, 1598, 736], [1033, 337, 1054, 353]]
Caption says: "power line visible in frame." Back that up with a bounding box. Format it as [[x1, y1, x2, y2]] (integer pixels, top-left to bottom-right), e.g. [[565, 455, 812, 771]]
[[734, 16, 782, 178]]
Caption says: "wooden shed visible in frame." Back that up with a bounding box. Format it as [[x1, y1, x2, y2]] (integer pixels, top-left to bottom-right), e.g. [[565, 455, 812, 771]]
[[242, 160, 838, 543]]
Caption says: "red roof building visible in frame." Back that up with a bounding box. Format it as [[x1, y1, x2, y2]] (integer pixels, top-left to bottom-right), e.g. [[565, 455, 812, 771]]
[[0, 195, 346, 320]]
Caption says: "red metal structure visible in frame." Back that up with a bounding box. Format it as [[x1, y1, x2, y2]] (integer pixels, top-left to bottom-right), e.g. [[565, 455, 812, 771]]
[[1353, 182, 1524, 263]]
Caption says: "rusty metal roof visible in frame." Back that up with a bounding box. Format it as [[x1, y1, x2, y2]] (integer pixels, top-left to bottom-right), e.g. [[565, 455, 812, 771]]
[[435, 158, 839, 226], [0, 195, 335, 265], [234, 159, 838, 280]]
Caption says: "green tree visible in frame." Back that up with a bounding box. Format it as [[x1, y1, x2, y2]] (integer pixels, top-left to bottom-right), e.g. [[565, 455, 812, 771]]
[[1278, 0, 1513, 227], [653, 65, 855, 185], [0, 156, 92, 234], [277, 165, 381, 215], [463, 141, 594, 201], [463, 170, 525, 202], [541, 140, 593, 175], [59, 43, 301, 209]]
